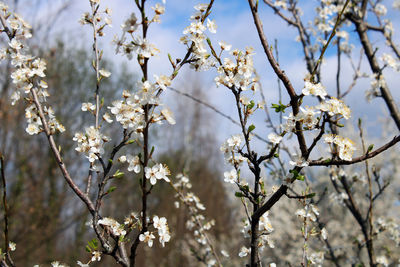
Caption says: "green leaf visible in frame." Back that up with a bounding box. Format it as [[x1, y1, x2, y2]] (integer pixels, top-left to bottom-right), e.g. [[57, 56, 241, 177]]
[[271, 101, 286, 113], [113, 170, 124, 179], [367, 144, 374, 153], [305, 193, 316, 198], [290, 169, 304, 181], [248, 124, 256, 133], [89, 239, 99, 249], [85, 245, 92, 253], [274, 153, 279, 158], [107, 186, 117, 194], [324, 158, 331, 164], [235, 192, 244, 198], [247, 100, 255, 110]]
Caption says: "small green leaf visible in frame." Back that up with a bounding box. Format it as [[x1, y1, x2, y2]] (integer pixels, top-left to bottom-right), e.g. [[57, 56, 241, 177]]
[[235, 192, 244, 198], [248, 124, 256, 133], [107, 186, 117, 194], [113, 170, 124, 179], [92, 239, 98, 249], [324, 158, 331, 164], [271, 101, 287, 113], [274, 153, 279, 158], [305, 193, 316, 198], [290, 169, 304, 181], [85, 245, 92, 253], [206, 38, 212, 46], [367, 144, 374, 153], [247, 100, 255, 110]]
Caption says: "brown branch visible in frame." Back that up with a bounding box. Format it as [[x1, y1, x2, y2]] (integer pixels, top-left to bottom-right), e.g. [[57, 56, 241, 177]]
[[30, 90, 96, 213], [248, 0, 308, 158], [262, 0, 297, 26], [309, 135, 400, 166]]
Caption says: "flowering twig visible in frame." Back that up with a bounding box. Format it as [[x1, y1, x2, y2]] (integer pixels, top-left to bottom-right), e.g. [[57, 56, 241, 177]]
[[170, 180, 222, 267], [309, 135, 400, 166]]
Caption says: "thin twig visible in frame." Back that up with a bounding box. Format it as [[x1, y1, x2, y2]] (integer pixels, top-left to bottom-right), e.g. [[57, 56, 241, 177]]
[[167, 86, 269, 144]]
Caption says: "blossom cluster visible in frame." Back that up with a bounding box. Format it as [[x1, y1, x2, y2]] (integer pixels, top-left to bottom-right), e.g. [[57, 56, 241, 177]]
[[172, 173, 217, 265], [144, 163, 171, 185], [181, 3, 217, 71], [107, 82, 174, 135], [73, 126, 110, 163], [239, 212, 275, 257], [295, 203, 327, 266], [0, 2, 64, 135], [139, 215, 171, 247], [220, 134, 246, 166], [98, 217, 126, 237], [214, 47, 259, 92], [79, 1, 112, 37], [114, 1, 166, 61], [324, 134, 356, 161]]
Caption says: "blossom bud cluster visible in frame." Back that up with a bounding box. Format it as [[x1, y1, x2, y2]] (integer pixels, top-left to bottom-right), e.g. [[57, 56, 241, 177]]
[[79, 2, 112, 37], [108, 91, 145, 132], [152, 215, 171, 247], [138, 215, 171, 248], [107, 81, 174, 134], [220, 134, 246, 166], [98, 217, 126, 237], [118, 154, 141, 173], [239, 212, 275, 257], [324, 134, 356, 161], [380, 53, 399, 71], [114, 6, 163, 60], [366, 74, 385, 102], [295, 203, 319, 222], [173, 174, 216, 264], [214, 47, 259, 92], [302, 80, 351, 119], [144, 163, 171, 185], [0, 2, 64, 135], [375, 217, 400, 246], [73, 126, 110, 163], [181, 3, 217, 71], [312, 0, 352, 53]]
